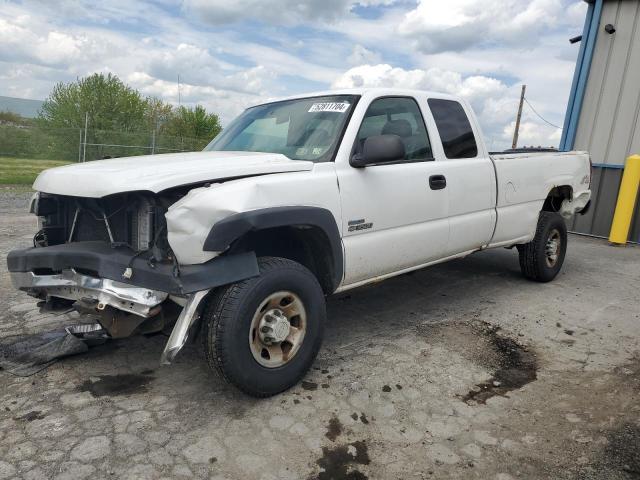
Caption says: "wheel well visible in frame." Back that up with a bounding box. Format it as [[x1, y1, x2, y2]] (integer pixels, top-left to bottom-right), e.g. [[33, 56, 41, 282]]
[[542, 186, 572, 212], [228, 226, 336, 295]]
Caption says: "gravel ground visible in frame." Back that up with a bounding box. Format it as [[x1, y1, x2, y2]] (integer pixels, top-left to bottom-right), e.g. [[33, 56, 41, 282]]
[[1, 187, 639, 480]]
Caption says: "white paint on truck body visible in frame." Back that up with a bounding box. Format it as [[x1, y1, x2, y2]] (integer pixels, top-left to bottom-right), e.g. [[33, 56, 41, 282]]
[[32, 150, 314, 197], [489, 150, 591, 247], [165, 162, 342, 265]]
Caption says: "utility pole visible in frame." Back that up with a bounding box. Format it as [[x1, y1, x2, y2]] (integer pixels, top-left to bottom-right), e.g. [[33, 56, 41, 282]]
[[512, 84, 526, 150]]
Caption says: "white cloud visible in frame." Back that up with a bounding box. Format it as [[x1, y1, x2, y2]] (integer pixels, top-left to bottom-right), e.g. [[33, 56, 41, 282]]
[[146, 43, 272, 95], [183, 0, 400, 25], [398, 0, 580, 54], [184, 0, 353, 25], [126, 72, 262, 122], [0, 18, 104, 67], [503, 120, 562, 148], [348, 45, 382, 66], [0, 0, 585, 147], [333, 63, 563, 150], [0, 7, 277, 124]]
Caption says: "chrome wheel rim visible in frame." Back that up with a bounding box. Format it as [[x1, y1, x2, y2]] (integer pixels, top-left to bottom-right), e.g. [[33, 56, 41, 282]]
[[249, 291, 307, 368], [545, 229, 561, 267]]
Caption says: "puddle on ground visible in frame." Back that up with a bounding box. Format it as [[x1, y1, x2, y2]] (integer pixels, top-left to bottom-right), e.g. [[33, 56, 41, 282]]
[[462, 323, 537, 404], [418, 320, 538, 405], [311, 440, 370, 480], [79, 371, 154, 397]]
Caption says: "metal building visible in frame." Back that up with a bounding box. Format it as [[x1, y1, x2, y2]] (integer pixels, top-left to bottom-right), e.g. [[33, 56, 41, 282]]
[[561, 0, 640, 243]]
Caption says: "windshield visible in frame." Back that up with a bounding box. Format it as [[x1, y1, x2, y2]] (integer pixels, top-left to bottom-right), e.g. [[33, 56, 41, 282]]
[[204, 95, 359, 162]]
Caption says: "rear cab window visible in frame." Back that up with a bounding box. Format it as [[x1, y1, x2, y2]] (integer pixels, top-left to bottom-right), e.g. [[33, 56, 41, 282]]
[[354, 97, 433, 162], [427, 98, 478, 159]]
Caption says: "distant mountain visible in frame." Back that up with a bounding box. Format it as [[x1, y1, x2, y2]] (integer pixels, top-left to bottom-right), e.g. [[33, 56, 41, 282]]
[[0, 96, 44, 118]]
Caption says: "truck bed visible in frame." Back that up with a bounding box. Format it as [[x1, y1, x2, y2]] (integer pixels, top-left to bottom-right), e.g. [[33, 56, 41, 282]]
[[488, 150, 591, 248]]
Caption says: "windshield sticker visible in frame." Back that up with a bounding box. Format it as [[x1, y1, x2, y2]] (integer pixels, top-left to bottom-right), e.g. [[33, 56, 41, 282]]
[[308, 102, 350, 113]]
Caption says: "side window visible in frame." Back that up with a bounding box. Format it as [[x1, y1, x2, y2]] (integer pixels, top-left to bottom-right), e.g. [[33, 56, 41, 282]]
[[355, 97, 433, 161], [427, 99, 478, 159]]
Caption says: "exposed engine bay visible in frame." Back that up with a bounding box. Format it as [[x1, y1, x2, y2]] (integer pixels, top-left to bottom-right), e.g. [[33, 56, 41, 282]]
[[32, 191, 178, 255], [11, 184, 260, 365], [24, 190, 187, 340]]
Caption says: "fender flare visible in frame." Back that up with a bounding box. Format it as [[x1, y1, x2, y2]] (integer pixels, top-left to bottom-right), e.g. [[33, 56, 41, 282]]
[[203, 206, 343, 290]]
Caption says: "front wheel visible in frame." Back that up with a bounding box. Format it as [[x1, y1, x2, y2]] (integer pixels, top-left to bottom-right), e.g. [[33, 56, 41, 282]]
[[517, 211, 568, 282], [201, 257, 325, 397]]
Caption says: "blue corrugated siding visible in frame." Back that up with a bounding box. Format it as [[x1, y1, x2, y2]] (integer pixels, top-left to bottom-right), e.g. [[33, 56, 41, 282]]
[[560, 0, 604, 151]]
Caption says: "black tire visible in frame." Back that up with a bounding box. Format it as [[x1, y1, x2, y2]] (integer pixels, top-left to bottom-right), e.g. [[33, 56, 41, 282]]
[[201, 256, 325, 397], [517, 211, 568, 282]]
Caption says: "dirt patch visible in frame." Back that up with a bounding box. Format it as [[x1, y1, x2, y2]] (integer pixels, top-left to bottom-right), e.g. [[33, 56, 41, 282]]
[[311, 440, 370, 480], [79, 371, 154, 397], [579, 358, 640, 478], [602, 423, 640, 477], [14, 410, 45, 422], [302, 381, 318, 391], [572, 423, 640, 480], [325, 416, 343, 442]]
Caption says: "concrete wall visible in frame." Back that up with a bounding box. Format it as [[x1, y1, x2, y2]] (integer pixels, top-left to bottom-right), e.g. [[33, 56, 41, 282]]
[[569, 0, 640, 241]]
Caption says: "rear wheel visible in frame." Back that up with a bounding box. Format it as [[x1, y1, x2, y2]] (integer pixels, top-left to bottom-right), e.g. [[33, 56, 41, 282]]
[[517, 212, 567, 282], [202, 256, 325, 397]]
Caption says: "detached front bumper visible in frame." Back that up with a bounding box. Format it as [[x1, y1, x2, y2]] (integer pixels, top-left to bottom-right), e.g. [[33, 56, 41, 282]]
[[10, 269, 168, 317], [7, 241, 260, 364], [7, 241, 259, 295]]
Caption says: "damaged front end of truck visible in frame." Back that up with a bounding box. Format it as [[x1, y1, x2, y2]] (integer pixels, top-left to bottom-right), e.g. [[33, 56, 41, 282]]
[[7, 189, 259, 363], [5, 150, 317, 365]]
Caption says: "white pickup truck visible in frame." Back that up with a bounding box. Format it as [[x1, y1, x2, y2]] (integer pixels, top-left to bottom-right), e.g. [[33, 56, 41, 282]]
[[7, 88, 591, 396]]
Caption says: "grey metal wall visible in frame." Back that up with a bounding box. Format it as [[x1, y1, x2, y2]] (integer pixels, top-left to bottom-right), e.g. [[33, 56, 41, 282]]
[[569, 166, 640, 242], [570, 0, 640, 241]]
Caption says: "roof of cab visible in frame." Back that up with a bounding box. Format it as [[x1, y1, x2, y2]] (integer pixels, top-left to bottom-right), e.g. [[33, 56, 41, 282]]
[[253, 88, 462, 108]]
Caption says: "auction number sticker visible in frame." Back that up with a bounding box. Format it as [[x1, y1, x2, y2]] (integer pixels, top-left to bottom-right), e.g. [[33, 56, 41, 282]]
[[308, 102, 350, 113]]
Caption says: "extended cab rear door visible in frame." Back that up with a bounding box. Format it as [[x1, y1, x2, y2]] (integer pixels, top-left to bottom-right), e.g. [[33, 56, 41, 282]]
[[425, 97, 497, 255]]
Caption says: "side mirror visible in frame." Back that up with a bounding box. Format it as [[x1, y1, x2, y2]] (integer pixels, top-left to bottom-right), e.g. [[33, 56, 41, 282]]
[[350, 134, 405, 168]]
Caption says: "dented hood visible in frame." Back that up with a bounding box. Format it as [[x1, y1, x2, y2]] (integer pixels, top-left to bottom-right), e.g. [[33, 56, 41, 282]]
[[33, 151, 314, 198]]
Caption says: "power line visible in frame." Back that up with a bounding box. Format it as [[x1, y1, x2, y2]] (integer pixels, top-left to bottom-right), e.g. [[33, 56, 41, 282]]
[[523, 97, 562, 130]]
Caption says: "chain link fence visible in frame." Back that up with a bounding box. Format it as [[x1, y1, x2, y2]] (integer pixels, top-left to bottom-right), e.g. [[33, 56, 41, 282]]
[[0, 124, 209, 162]]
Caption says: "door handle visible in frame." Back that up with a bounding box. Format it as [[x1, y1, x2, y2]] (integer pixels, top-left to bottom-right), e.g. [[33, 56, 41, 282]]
[[429, 174, 447, 190]]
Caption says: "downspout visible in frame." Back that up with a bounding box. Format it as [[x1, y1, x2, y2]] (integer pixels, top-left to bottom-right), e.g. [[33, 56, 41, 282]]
[[560, 0, 603, 151]]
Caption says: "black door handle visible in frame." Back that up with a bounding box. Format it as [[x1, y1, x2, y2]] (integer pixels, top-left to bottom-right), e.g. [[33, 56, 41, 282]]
[[429, 174, 447, 190]]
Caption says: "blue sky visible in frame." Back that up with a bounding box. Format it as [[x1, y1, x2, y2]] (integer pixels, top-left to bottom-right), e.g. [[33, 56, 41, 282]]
[[0, 0, 587, 149]]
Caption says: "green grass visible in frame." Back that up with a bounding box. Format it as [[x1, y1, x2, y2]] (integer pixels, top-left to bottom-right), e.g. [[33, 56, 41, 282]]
[[0, 157, 71, 185]]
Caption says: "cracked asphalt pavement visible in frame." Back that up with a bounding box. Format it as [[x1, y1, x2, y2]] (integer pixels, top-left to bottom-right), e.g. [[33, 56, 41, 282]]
[[1, 187, 639, 480]]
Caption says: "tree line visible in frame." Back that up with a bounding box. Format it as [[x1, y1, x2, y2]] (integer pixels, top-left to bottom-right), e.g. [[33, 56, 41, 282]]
[[0, 73, 222, 161]]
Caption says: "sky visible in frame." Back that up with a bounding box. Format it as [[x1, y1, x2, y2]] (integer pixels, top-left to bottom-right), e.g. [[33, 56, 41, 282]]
[[0, 0, 588, 150]]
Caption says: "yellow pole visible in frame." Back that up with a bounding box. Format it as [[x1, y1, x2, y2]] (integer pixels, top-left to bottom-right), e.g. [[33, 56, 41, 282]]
[[609, 154, 640, 244]]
